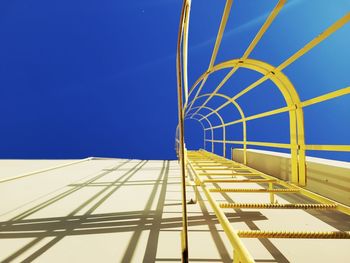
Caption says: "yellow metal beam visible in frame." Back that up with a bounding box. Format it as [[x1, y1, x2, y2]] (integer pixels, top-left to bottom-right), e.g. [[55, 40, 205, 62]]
[[204, 179, 277, 183], [176, 1, 191, 260], [208, 105, 294, 130], [187, 153, 255, 263], [206, 139, 294, 150], [209, 188, 299, 193], [186, 0, 286, 116], [238, 230, 350, 239], [303, 145, 350, 152], [185, 117, 206, 150], [187, 92, 248, 163], [199, 150, 350, 215], [220, 203, 337, 209], [191, 113, 215, 152], [188, 105, 227, 156], [186, 0, 233, 113], [301, 86, 350, 107], [277, 13, 350, 71]]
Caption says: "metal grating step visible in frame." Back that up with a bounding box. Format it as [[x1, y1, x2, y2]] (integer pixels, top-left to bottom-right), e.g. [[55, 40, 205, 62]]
[[237, 230, 350, 239], [199, 173, 262, 176], [210, 188, 299, 193], [219, 203, 337, 209], [203, 179, 276, 183]]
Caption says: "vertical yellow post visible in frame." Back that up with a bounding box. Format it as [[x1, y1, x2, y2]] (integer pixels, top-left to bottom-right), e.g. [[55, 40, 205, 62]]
[[269, 182, 275, 204], [296, 106, 307, 186], [176, 1, 190, 262], [203, 126, 206, 151], [289, 112, 299, 184], [222, 121, 226, 158], [243, 121, 247, 165]]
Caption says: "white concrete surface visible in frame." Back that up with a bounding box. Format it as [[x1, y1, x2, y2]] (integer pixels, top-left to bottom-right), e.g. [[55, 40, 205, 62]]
[[0, 158, 349, 262]]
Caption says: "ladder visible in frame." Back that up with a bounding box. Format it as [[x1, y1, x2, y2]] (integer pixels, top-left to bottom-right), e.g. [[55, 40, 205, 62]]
[[186, 149, 350, 263]]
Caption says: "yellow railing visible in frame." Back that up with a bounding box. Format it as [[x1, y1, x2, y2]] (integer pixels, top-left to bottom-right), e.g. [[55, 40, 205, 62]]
[[177, 0, 350, 187], [176, 0, 350, 262]]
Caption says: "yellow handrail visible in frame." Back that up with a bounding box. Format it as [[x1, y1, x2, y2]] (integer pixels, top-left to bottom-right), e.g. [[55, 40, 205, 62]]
[[175, 1, 350, 261]]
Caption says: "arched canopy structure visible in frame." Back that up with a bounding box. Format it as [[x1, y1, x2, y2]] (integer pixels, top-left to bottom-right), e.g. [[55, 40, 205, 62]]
[[176, 1, 350, 262], [176, 0, 350, 187], [187, 105, 226, 156]]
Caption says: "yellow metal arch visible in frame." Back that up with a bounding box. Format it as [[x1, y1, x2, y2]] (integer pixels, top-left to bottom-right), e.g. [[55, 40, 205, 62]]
[[190, 113, 215, 152], [186, 58, 306, 185], [188, 106, 227, 157], [187, 93, 248, 162], [186, 0, 286, 114], [176, 1, 350, 261], [185, 117, 206, 150]]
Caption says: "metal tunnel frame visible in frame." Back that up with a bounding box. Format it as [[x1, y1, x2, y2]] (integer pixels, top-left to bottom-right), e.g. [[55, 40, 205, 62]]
[[176, 0, 350, 262]]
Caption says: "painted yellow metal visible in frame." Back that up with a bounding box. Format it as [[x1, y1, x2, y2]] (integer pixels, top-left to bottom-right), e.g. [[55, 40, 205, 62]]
[[303, 145, 350, 152], [176, 1, 191, 261], [198, 173, 262, 176], [185, 150, 350, 262], [190, 113, 214, 152], [189, 105, 227, 156], [182, 0, 191, 106], [209, 188, 300, 193], [207, 139, 294, 149], [186, 58, 304, 184], [203, 179, 277, 183], [301, 86, 350, 107], [187, 93, 247, 163], [186, 0, 233, 113], [185, 14, 350, 185], [208, 105, 293, 130], [185, 117, 206, 150], [187, 0, 286, 116], [238, 230, 350, 239], [187, 152, 255, 263], [176, 0, 350, 260], [200, 150, 350, 215], [219, 203, 337, 209]]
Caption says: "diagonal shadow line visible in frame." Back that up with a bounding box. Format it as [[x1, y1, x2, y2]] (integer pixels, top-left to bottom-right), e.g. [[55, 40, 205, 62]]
[[21, 160, 148, 263], [195, 187, 232, 262], [270, 190, 350, 231], [0, 211, 267, 238], [0, 161, 273, 262], [205, 173, 290, 263], [121, 160, 168, 263], [67, 182, 178, 187], [186, 165, 232, 262], [6, 160, 131, 222], [1, 160, 147, 263], [0, 163, 128, 218], [142, 160, 170, 263]]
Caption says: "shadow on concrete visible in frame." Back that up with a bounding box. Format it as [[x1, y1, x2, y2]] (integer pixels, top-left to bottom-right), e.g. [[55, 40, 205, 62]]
[[0, 160, 289, 263]]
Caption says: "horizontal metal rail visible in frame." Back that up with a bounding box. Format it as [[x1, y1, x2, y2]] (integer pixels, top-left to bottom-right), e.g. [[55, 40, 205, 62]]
[[206, 139, 350, 152], [195, 150, 350, 216], [186, 150, 350, 262], [220, 203, 337, 209], [176, 0, 350, 260], [209, 188, 299, 193], [238, 230, 350, 239]]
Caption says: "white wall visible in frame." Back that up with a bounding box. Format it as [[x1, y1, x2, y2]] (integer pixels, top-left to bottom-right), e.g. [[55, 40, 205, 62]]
[[232, 148, 350, 206]]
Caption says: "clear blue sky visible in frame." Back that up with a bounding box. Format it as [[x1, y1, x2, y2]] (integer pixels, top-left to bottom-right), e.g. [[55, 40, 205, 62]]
[[0, 0, 349, 161]]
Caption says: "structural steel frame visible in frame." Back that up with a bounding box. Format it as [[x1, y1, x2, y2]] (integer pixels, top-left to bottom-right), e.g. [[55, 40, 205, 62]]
[[176, 0, 350, 262]]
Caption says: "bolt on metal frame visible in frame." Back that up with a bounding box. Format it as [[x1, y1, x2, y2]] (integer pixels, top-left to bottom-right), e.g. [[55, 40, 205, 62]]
[[175, 0, 350, 262]]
